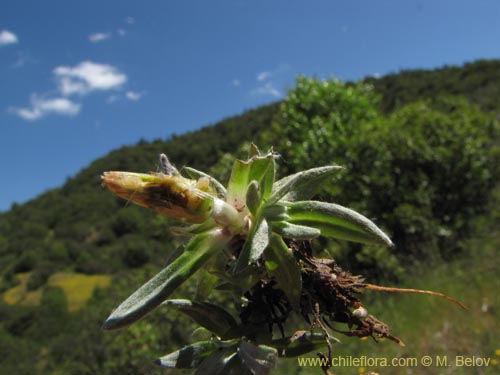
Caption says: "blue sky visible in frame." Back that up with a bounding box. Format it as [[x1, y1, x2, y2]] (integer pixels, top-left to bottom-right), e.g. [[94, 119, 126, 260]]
[[1, 0, 500, 212]]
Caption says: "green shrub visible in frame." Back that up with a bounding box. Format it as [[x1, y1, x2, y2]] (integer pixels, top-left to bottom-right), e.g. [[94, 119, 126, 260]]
[[28, 286, 69, 339], [265, 76, 499, 271], [111, 208, 145, 237], [266, 75, 380, 172], [26, 263, 54, 291], [121, 235, 152, 268], [346, 96, 499, 261]]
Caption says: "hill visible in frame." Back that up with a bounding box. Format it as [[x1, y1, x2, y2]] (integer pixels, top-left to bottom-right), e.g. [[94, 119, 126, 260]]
[[1, 59, 500, 375], [2, 59, 500, 284], [367, 59, 500, 114]]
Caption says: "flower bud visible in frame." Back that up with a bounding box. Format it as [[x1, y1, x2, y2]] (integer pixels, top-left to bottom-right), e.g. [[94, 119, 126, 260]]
[[101, 171, 214, 223]]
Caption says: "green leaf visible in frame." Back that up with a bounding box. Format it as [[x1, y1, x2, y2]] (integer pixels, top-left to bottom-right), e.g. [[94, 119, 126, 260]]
[[162, 299, 238, 339], [102, 230, 230, 331], [170, 218, 218, 236], [246, 180, 261, 216], [238, 341, 277, 375], [194, 347, 246, 375], [248, 143, 261, 158], [272, 331, 340, 358], [193, 267, 219, 301], [226, 159, 251, 211], [184, 166, 227, 198], [262, 204, 288, 221], [250, 219, 271, 262], [234, 218, 270, 273], [286, 201, 393, 247], [195, 251, 231, 299], [265, 235, 302, 309], [272, 221, 320, 240], [269, 165, 343, 204], [246, 155, 273, 186], [226, 154, 276, 212], [156, 341, 219, 369], [163, 242, 187, 267], [248, 156, 275, 201]]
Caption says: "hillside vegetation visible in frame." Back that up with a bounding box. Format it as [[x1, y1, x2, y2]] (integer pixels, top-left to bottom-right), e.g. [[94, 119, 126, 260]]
[[1, 59, 499, 375]]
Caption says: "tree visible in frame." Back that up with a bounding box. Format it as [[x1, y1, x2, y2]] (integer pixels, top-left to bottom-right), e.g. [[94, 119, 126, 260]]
[[265, 76, 380, 173]]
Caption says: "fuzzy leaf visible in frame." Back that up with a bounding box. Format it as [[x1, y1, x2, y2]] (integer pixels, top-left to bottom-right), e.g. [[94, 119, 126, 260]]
[[251, 157, 275, 201], [269, 165, 343, 204], [238, 341, 277, 375], [156, 341, 219, 369], [272, 221, 321, 239], [194, 347, 246, 375], [162, 299, 238, 338], [234, 218, 270, 273], [246, 180, 261, 216], [249, 219, 271, 261], [102, 230, 230, 330], [272, 331, 340, 358], [246, 155, 273, 181], [262, 204, 288, 221], [248, 143, 261, 158], [195, 251, 230, 299], [286, 201, 393, 247], [226, 154, 276, 212], [170, 218, 218, 236], [193, 267, 219, 301], [226, 159, 251, 211], [265, 235, 302, 308], [162, 242, 187, 267]]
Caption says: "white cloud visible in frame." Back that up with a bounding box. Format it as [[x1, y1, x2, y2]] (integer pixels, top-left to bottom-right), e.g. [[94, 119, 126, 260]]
[[10, 95, 81, 121], [231, 79, 241, 87], [125, 16, 135, 24], [251, 82, 281, 98], [54, 61, 127, 96], [251, 64, 291, 99], [89, 32, 111, 43], [106, 91, 145, 103], [0, 29, 18, 46], [116, 28, 126, 37], [10, 61, 130, 121], [257, 71, 270, 82], [125, 91, 143, 101]]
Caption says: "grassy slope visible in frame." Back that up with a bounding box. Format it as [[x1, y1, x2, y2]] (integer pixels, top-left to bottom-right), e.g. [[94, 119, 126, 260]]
[[3, 272, 112, 311], [330, 231, 500, 375], [275, 240, 500, 375]]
